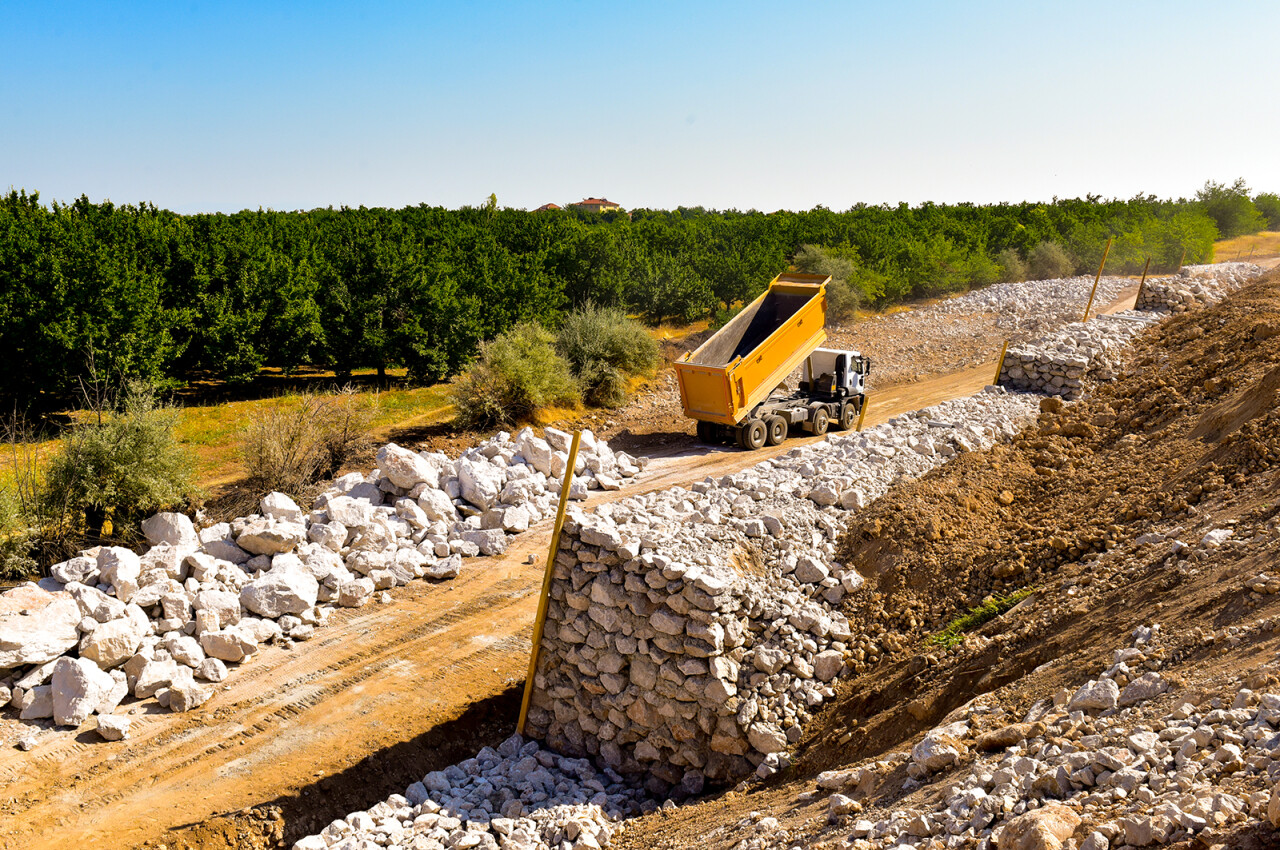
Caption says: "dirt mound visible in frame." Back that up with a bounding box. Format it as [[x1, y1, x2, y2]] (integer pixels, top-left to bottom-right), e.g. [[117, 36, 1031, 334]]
[[616, 269, 1280, 849]]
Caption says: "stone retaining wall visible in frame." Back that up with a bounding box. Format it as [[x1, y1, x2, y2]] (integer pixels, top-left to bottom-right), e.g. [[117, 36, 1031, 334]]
[[997, 312, 1159, 399], [522, 392, 1040, 795], [1135, 263, 1264, 314]]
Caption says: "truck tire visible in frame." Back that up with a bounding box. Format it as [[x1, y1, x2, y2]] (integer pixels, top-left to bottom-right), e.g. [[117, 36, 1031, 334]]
[[836, 402, 857, 431], [738, 419, 768, 450], [765, 415, 787, 446], [810, 408, 830, 436], [696, 420, 719, 444]]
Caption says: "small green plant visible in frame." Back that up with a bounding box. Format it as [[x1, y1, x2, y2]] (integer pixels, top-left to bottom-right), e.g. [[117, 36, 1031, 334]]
[[927, 586, 1038, 649], [452, 322, 580, 429], [1028, 242, 1075, 280], [241, 386, 379, 496], [40, 380, 196, 547]]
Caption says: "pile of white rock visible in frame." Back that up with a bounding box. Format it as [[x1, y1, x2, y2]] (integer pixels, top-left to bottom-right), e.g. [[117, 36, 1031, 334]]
[[292, 734, 648, 850], [1136, 262, 1264, 314], [931, 276, 1134, 336], [1, 429, 644, 742], [799, 626, 1280, 850], [523, 391, 1041, 792], [998, 312, 1160, 399]]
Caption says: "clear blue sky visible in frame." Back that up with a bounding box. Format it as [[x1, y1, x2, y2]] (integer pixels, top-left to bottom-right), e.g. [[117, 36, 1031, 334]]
[[3, 1, 1276, 213]]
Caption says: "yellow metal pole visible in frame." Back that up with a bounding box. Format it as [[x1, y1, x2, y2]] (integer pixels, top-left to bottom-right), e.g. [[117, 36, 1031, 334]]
[[516, 430, 582, 736], [993, 339, 1010, 387], [1134, 257, 1152, 308], [855, 397, 869, 431], [1082, 237, 1113, 322]]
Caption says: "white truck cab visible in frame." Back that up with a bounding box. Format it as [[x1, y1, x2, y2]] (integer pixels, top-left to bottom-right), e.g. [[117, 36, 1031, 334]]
[[801, 348, 870, 398]]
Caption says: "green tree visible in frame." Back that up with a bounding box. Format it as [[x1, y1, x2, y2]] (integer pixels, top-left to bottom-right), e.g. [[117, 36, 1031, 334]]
[[1253, 193, 1280, 230], [1196, 178, 1266, 238]]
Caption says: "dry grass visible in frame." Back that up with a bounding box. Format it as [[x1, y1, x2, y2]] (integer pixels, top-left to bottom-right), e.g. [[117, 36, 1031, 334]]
[[1213, 230, 1280, 262], [2, 384, 454, 494]]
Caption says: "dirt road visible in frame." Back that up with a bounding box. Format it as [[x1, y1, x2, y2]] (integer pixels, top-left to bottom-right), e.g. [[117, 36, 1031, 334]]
[[0, 290, 1142, 850]]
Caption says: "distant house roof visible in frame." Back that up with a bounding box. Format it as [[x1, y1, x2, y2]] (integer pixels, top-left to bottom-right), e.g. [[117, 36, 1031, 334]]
[[534, 203, 561, 212], [572, 197, 620, 209]]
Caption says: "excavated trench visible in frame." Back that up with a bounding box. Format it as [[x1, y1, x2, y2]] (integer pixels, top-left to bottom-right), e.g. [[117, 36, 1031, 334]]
[[147, 688, 524, 850]]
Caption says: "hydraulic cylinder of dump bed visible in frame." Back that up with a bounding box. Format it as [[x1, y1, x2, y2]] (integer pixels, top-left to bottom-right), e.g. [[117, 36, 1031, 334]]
[[675, 275, 829, 426]]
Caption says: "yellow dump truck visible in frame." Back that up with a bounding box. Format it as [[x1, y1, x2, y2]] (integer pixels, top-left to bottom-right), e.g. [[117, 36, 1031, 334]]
[[675, 273, 870, 449]]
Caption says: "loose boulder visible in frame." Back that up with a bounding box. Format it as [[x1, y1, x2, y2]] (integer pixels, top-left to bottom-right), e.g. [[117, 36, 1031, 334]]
[[52, 656, 116, 727], [141, 512, 198, 548], [241, 567, 318, 618], [376, 444, 439, 490], [0, 595, 82, 670]]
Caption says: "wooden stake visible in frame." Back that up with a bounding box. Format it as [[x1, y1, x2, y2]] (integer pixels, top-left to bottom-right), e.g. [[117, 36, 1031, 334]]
[[855, 397, 869, 431], [516, 430, 581, 736], [1082, 237, 1113, 322], [993, 339, 1010, 387], [1135, 257, 1152, 308]]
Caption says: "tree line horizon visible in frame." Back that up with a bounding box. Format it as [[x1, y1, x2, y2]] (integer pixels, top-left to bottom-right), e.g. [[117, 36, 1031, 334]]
[[2, 179, 1275, 410]]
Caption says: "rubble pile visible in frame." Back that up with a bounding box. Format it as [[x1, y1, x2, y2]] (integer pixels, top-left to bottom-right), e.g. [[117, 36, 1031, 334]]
[[0, 429, 644, 740], [1135, 262, 1264, 314], [930, 275, 1133, 335], [780, 626, 1280, 850], [292, 734, 648, 850], [523, 391, 1041, 792]]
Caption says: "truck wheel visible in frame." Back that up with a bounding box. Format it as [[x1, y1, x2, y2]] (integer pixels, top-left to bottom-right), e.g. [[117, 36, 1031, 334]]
[[739, 419, 768, 450], [836, 403, 857, 430], [765, 415, 788, 446], [696, 421, 718, 444], [811, 408, 829, 436]]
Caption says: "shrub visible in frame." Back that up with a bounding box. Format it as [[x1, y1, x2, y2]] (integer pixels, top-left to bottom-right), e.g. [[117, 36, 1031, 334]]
[[555, 304, 659, 408], [1028, 241, 1075, 280], [825, 278, 862, 324], [793, 243, 863, 321], [997, 248, 1029, 282], [42, 381, 195, 543], [556, 303, 659, 380], [241, 387, 379, 496], [451, 323, 579, 429]]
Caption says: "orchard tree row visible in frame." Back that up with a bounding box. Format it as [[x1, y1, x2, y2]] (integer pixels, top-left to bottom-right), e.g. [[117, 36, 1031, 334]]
[[2, 180, 1275, 407]]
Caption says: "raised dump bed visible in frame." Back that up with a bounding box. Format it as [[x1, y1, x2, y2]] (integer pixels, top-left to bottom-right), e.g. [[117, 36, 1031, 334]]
[[675, 273, 829, 427]]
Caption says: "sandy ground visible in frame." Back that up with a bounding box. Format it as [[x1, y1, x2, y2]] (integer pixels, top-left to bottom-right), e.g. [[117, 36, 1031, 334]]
[[0, 288, 1147, 850]]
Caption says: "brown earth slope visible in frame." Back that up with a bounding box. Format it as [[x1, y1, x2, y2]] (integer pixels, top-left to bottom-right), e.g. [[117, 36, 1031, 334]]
[[617, 269, 1280, 849]]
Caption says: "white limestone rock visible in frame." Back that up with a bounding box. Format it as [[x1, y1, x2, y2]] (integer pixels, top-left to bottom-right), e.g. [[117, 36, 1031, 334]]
[[79, 606, 149, 669], [199, 627, 258, 663], [1068, 678, 1120, 713], [141, 512, 198, 548], [168, 679, 212, 712], [261, 491, 305, 524], [50, 555, 99, 586], [458, 456, 503, 509], [0, 595, 82, 670], [52, 655, 116, 726], [237, 518, 307, 556], [376, 443, 439, 490], [337, 578, 375, 608], [96, 714, 132, 741]]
